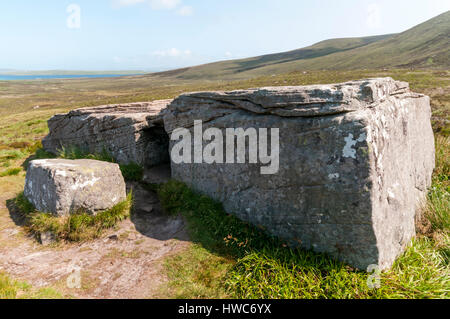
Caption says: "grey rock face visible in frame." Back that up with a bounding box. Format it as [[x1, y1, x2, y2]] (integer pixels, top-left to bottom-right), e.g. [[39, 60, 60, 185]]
[[24, 159, 126, 216], [164, 78, 435, 270], [42, 100, 171, 167]]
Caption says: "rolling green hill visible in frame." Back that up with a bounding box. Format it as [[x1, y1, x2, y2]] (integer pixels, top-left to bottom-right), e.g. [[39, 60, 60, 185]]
[[154, 11, 449, 80]]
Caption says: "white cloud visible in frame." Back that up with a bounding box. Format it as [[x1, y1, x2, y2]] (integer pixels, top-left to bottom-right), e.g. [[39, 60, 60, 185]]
[[150, 0, 181, 10], [367, 3, 382, 29], [176, 5, 193, 16], [113, 0, 186, 12], [114, 0, 146, 7], [225, 51, 232, 57], [152, 48, 192, 57]]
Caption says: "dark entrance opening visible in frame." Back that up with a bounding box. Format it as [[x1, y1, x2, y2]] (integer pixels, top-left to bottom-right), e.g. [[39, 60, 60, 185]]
[[142, 124, 172, 184]]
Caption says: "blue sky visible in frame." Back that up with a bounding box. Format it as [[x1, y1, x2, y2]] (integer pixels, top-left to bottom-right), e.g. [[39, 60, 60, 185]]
[[1, 0, 449, 71]]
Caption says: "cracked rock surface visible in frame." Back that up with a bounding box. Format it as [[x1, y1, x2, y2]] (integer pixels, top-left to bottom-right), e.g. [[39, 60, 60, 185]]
[[40, 78, 435, 270], [24, 159, 126, 216], [42, 100, 171, 166], [165, 78, 435, 270]]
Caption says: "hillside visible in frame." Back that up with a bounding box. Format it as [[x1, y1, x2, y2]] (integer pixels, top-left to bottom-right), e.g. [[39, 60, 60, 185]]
[[154, 11, 449, 80]]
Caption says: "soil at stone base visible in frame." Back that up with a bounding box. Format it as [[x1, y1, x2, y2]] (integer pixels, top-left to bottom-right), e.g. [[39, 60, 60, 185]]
[[0, 165, 190, 299]]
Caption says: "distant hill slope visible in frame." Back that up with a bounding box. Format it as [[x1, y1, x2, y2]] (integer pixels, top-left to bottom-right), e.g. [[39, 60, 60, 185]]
[[155, 11, 449, 80]]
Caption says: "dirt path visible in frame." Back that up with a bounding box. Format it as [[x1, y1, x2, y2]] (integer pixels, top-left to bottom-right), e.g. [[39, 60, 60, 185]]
[[0, 166, 190, 299]]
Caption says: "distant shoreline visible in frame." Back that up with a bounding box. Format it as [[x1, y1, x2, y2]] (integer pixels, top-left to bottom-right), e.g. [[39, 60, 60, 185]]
[[0, 74, 144, 81]]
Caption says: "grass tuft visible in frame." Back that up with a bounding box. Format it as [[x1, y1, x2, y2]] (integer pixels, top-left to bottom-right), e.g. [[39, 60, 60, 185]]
[[57, 146, 144, 182], [0, 272, 62, 299], [58, 146, 115, 163], [119, 162, 144, 182], [423, 136, 449, 235], [157, 125, 449, 299], [0, 69, 447, 299], [0, 149, 25, 161], [0, 272, 18, 299], [13, 192, 133, 243], [158, 180, 450, 299], [0, 167, 22, 177]]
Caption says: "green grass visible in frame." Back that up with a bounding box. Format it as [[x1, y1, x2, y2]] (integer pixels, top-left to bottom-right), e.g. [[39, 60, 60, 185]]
[[0, 68, 447, 299], [13, 192, 133, 243], [0, 69, 447, 135], [22, 145, 145, 182], [0, 272, 62, 299], [0, 167, 21, 177], [158, 135, 450, 299], [424, 136, 450, 235], [160, 244, 233, 299], [118, 162, 144, 182], [55, 146, 144, 182], [427, 184, 449, 234], [158, 179, 449, 299], [57, 146, 115, 163], [0, 149, 25, 161]]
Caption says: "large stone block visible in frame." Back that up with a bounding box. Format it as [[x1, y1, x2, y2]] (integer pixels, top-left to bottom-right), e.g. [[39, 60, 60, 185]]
[[163, 78, 435, 270], [42, 100, 171, 166], [24, 159, 126, 216]]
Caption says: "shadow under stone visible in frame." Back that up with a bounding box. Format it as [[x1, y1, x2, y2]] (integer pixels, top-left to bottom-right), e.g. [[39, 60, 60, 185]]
[[127, 163, 189, 242], [6, 197, 27, 227]]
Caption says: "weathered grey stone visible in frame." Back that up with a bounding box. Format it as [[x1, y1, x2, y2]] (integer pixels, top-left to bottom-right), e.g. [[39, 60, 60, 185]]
[[164, 78, 435, 270], [42, 100, 171, 167], [24, 159, 126, 216]]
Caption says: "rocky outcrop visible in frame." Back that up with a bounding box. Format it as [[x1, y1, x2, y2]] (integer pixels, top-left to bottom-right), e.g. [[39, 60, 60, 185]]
[[164, 78, 435, 270], [24, 159, 126, 216], [42, 100, 171, 166], [40, 78, 435, 270]]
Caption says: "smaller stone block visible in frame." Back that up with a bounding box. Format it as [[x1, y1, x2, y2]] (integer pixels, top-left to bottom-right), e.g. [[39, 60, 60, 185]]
[[24, 159, 126, 216]]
